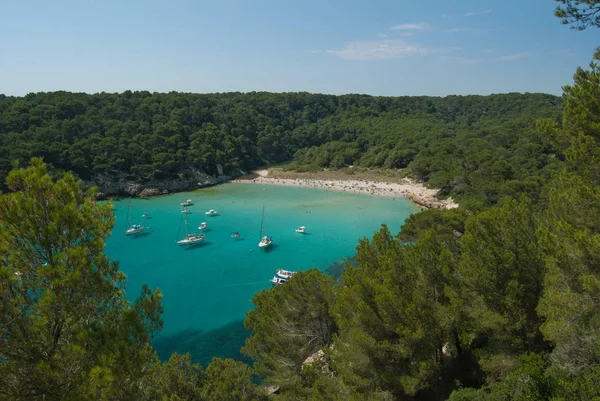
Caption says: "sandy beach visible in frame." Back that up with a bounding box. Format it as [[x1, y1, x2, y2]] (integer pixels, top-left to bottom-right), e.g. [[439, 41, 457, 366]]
[[232, 169, 458, 209]]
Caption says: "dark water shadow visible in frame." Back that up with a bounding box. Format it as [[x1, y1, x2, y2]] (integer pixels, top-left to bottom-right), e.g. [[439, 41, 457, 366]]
[[154, 320, 252, 367], [326, 256, 357, 282], [262, 244, 279, 253]]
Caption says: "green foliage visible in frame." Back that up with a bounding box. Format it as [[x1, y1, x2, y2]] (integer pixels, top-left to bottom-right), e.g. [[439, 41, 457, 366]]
[[0, 92, 562, 208], [201, 358, 266, 401], [449, 353, 550, 401], [142, 353, 205, 401], [243, 269, 338, 390], [0, 158, 163, 400], [458, 199, 545, 349], [555, 0, 600, 30], [332, 225, 451, 397], [398, 208, 469, 243], [537, 172, 600, 374]]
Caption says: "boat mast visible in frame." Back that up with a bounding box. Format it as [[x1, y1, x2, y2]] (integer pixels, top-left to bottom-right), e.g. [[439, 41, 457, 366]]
[[184, 210, 189, 236], [128, 200, 132, 226], [260, 206, 265, 240]]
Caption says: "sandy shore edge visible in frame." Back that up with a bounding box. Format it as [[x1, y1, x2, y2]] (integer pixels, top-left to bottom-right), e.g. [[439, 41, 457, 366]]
[[232, 169, 458, 209]]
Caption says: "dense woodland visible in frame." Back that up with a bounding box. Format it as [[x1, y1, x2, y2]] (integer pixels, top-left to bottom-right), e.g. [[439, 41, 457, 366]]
[[2, 1, 600, 400], [0, 90, 562, 210]]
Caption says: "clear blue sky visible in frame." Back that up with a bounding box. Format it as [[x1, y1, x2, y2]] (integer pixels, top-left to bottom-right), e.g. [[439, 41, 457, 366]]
[[0, 0, 597, 96]]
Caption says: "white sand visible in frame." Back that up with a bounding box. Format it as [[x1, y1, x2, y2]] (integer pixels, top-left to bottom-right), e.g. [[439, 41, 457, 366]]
[[233, 169, 458, 209]]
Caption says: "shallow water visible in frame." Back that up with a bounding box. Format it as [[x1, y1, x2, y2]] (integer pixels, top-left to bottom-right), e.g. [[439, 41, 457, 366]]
[[105, 182, 420, 365]]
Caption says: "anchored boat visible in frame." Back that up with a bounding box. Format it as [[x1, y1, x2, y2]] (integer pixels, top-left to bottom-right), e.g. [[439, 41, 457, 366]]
[[270, 269, 297, 286], [177, 211, 205, 246], [125, 201, 145, 236], [258, 206, 273, 249]]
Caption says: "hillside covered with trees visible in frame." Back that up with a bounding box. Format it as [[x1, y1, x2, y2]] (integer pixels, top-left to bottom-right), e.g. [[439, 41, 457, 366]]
[[0, 91, 562, 209]]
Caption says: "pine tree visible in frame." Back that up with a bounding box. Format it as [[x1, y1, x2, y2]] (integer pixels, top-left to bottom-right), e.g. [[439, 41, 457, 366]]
[[0, 158, 163, 400]]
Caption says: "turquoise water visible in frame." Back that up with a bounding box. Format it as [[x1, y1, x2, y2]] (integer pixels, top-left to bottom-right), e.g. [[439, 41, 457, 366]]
[[105, 183, 419, 365]]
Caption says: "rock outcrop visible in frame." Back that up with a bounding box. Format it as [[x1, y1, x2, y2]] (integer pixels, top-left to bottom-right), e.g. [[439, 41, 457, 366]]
[[87, 167, 246, 199]]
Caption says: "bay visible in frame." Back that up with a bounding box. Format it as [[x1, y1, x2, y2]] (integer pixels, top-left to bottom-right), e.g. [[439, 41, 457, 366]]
[[105, 182, 420, 365]]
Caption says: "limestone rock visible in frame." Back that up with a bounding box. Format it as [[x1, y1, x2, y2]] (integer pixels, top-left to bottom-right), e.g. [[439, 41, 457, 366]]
[[138, 188, 162, 198], [85, 167, 246, 198]]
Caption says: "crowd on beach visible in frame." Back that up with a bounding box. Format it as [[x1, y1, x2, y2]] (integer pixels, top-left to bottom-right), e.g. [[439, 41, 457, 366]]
[[232, 171, 458, 209]]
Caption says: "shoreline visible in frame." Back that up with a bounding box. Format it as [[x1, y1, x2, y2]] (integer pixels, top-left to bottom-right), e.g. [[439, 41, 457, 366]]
[[232, 169, 458, 209]]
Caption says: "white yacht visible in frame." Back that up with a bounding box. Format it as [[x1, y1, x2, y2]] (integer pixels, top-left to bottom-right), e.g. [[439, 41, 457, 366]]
[[271, 269, 297, 286], [258, 206, 273, 249], [180, 199, 193, 207], [177, 233, 205, 246], [182, 208, 192, 214], [177, 212, 205, 246], [126, 224, 145, 236], [275, 269, 296, 280], [259, 236, 273, 248], [270, 277, 287, 286], [198, 222, 207, 230], [295, 226, 306, 233], [205, 209, 219, 216], [125, 201, 145, 236]]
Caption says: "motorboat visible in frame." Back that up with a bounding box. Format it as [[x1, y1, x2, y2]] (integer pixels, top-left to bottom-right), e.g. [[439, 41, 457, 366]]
[[271, 269, 297, 286], [198, 222, 207, 230], [142, 212, 151, 219], [231, 232, 241, 238], [205, 209, 219, 216], [271, 277, 287, 286], [295, 226, 306, 233], [259, 236, 273, 249], [180, 199, 193, 207], [182, 208, 192, 214], [275, 269, 296, 280]]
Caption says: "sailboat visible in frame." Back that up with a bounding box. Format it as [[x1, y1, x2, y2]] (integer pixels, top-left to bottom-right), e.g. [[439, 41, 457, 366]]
[[125, 201, 145, 236], [258, 206, 273, 249], [177, 211, 205, 246]]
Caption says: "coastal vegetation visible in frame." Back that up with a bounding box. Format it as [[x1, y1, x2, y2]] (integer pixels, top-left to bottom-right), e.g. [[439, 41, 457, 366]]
[[1, 3, 600, 400], [0, 90, 561, 209]]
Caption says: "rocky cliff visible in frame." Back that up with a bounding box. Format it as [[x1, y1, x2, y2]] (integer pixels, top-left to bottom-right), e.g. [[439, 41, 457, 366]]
[[87, 167, 246, 199]]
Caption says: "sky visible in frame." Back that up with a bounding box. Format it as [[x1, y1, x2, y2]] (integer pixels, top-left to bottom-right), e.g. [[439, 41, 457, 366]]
[[0, 0, 598, 96]]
